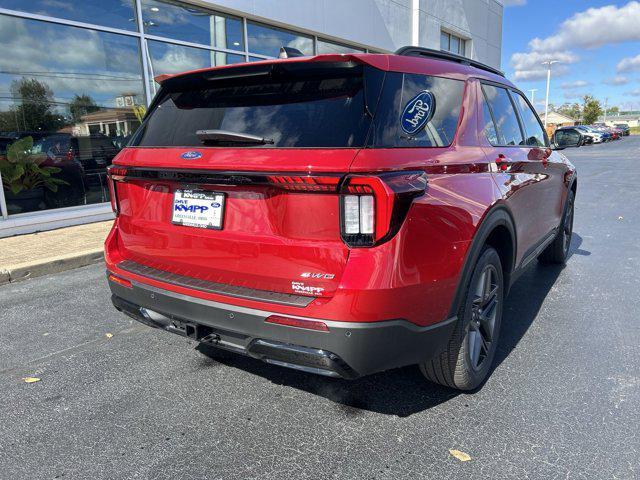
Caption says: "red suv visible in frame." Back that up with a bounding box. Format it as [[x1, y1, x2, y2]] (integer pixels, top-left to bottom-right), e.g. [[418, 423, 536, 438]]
[[105, 47, 577, 390]]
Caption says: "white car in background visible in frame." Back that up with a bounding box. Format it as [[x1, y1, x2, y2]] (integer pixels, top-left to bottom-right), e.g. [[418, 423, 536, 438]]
[[577, 126, 603, 144]]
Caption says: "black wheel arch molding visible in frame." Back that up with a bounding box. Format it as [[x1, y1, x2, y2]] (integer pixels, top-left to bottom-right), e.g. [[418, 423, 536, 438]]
[[447, 203, 517, 319]]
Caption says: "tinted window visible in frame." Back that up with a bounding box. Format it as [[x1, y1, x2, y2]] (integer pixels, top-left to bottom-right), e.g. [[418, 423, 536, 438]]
[[481, 96, 499, 145], [133, 63, 382, 148], [555, 129, 580, 145], [370, 73, 464, 148], [482, 84, 524, 146], [512, 91, 546, 147]]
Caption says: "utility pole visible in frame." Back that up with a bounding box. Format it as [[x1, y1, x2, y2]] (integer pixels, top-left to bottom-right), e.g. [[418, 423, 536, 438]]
[[603, 97, 608, 125], [542, 60, 559, 128], [528, 89, 538, 104]]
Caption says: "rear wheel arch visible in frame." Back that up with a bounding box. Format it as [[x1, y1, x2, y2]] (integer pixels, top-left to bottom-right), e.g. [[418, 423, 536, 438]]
[[447, 205, 516, 318]]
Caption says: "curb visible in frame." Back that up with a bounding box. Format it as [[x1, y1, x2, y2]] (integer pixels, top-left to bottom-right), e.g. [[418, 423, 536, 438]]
[[0, 250, 104, 286]]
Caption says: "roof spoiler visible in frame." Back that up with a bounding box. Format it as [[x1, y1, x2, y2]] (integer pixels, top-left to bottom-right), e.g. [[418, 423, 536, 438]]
[[395, 46, 505, 77]]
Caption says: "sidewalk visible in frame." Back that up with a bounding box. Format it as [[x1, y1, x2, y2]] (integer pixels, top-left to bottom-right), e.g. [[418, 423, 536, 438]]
[[0, 221, 112, 285]]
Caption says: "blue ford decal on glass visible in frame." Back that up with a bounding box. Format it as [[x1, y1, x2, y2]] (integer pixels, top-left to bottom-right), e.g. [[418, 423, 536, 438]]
[[211, 202, 221, 208], [181, 151, 202, 160], [400, 90, 436, 135]]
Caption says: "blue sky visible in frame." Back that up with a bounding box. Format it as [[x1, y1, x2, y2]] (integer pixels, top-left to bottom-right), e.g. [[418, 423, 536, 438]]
[[502, 0, 640, 112]]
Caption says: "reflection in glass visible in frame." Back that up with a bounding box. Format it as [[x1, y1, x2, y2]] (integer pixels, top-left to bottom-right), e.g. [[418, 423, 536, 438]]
[[146, 40, 244, 94], [0, 14, 144, 215], [0, 0, 137, 31], [317, 40, 364, 55], [247, 22, 313, 57], [141, 0, 244, 51]]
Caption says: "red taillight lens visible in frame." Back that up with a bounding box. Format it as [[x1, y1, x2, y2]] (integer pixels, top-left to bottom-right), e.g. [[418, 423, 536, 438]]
[[106, 165, 128, 215], [340, 171, 427, 248], [266, 175, 340, 192], [265, 315, 329, 332], [108, 273, 132, 288]]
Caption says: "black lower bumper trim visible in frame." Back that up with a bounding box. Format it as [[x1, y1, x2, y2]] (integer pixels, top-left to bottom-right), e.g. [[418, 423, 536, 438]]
[[108, 275, 457, 379]]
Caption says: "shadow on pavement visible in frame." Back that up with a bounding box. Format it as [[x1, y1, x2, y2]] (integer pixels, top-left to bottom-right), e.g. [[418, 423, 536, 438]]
[[197, 233, 588, 417]]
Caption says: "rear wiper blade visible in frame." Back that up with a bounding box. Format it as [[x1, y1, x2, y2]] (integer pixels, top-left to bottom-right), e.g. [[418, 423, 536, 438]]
[[196, 129, 274, 145]]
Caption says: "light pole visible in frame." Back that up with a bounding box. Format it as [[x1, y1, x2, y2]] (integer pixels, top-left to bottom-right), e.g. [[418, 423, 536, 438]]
[[542, 60, 559, 128], [528, 88, 538, 104], [603, 97, 608, 125]]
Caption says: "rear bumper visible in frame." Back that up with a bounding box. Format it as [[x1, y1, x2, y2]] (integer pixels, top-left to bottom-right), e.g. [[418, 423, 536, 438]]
[[108, 274, 456, 379]]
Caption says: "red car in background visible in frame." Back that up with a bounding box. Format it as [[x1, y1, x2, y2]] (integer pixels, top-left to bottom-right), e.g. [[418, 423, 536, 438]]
[[105, 48, 577, 390]]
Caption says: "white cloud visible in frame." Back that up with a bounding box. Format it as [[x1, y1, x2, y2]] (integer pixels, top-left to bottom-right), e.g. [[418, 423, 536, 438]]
[[510, 50, 578, 81], [603, 76, 630, 86], [617, 54, 640, 73], [627, 89, 640, 97], [529, 1, 640, 52], [560, 80, 590, 90]]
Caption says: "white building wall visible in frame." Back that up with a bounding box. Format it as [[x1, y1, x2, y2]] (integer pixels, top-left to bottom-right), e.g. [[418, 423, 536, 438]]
[[198, 0, 503, 68]]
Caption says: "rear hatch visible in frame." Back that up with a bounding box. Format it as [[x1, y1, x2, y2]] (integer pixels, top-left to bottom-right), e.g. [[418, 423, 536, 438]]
[[109, 60, 386, 299]]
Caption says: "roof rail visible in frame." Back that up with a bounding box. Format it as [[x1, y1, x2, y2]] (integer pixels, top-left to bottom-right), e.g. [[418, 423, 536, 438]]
[[394, 46, 505, 77]]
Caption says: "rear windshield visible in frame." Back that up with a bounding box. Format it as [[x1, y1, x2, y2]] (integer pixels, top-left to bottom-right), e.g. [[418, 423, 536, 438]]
[[131, 62, 465, 149]]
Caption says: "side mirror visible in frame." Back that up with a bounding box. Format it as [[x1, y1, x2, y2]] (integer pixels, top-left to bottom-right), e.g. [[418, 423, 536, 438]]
[[552, 130, 583, 150]]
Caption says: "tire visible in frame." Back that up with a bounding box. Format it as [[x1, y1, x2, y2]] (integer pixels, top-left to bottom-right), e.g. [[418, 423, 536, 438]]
[[539, 189, 575, 265], [420, 246, 504, 391]]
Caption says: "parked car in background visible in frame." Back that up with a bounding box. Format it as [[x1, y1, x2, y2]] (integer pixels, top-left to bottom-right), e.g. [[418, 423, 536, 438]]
[[105, 47, 578, 391], [576, 126, 602, 144], [614, 124, 630, 136], [555, 126, 591, 146]]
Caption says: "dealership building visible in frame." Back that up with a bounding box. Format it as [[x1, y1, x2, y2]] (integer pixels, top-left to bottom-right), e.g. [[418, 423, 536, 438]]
[[0, 0, 503, 237]]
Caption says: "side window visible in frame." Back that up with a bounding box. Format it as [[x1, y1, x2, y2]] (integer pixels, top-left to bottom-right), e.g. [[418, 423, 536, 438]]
[[512, 91, 547, 147], [481, 84, 524, 146], [555, 129, 580, 145], [481, 95, 499, 145], [369, 72, 464, 148]]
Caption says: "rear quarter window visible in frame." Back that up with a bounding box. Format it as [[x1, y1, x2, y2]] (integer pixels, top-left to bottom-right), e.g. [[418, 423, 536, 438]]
[[481, 84, 524, 147], [370, 73, 464, 148]]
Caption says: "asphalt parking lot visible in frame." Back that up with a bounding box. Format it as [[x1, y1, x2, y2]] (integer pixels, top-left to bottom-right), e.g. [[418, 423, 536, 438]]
[[1, 137, 639, 479]]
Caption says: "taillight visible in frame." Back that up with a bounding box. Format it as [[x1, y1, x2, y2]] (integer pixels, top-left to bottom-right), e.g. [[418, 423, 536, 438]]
[[340, 171, 427, 248], [266, 175, 340, 192], [106, 165, 128, 215]]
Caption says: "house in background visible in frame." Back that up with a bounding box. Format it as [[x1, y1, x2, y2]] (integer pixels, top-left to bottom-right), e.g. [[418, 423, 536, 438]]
[[539, 111, 579, 137]]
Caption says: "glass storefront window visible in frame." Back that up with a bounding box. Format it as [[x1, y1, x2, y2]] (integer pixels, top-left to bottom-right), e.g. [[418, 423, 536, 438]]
[[247, 21, 313, 57], [0, 0, 137, 31], [0, 14, 145, 215], [317, 39, 364, 55], [141, 0, 243, 51], [146, 40, 244, 94]]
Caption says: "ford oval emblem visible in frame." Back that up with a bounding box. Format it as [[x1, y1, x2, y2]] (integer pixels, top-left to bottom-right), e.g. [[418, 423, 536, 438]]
[[181, 151, 202, 160], [400, 90, 436, 135]]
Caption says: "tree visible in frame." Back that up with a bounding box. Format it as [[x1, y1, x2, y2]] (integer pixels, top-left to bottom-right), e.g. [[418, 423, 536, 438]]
[[556, 102, 582, 120], [69, 94, 100, 124], [607, 106, 620, 116], [582, 95, 603, 125], [10, 78, 64, 132]]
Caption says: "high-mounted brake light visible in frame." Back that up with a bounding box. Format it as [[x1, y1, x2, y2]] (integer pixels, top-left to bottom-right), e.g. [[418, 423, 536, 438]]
[[340, 171, 427, 248], [106, 165, 128, 215]]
